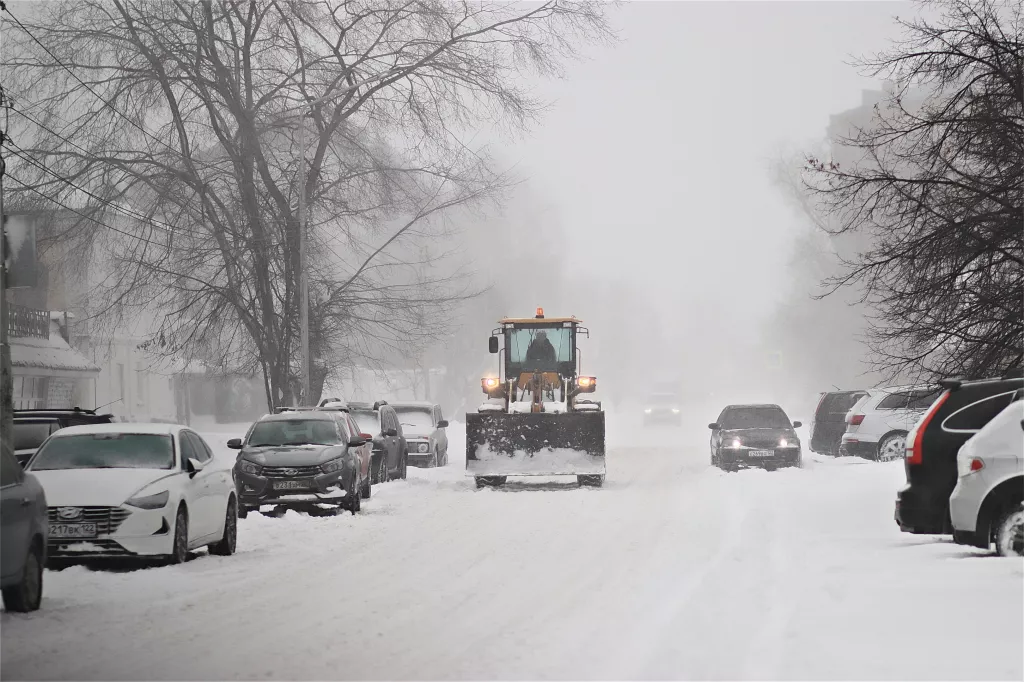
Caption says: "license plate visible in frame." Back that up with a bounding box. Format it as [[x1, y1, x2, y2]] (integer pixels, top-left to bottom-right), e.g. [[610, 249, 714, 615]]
[[272, 479, 312, 490], [50, 523, 98, 538], [749, 450, 775, 458]]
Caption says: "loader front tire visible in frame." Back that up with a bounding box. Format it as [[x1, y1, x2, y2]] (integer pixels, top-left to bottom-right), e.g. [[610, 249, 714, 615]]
[[475, 476, 507, 488], [578, 474, 604, 488]]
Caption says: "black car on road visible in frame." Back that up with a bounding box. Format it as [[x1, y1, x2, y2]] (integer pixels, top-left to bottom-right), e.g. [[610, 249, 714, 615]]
[[13, 408, 114, 467], [809, 390, 867, 456], [896, 371, 1023, 535], [229, 411, 371, 516], [390, 401, 449, 468], [710, 404, 802, 471], [346, 402, 408, 483]]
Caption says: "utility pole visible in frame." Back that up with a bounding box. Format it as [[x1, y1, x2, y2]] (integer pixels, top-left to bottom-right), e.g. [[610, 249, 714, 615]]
[[0, 84, 11, 461], [296, 112, 310, 407]]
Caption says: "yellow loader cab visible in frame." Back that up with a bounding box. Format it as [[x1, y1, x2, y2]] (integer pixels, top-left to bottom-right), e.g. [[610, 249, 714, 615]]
[[465, 308, 606, 488]]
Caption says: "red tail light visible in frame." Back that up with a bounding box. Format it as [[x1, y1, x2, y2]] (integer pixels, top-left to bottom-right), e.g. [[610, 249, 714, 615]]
[[850, 414, 865, 426], [970, 458, 985, 472], [907, 390, 950, 465]]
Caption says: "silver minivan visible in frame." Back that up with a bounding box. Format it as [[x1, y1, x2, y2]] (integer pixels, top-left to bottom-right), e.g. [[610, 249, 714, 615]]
[[950, 399, 1024, 556]]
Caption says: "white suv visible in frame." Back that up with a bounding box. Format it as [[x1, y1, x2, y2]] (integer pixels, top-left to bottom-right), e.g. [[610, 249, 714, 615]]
[[840, 385, 942, 461], [950, 400, 1023, 556]]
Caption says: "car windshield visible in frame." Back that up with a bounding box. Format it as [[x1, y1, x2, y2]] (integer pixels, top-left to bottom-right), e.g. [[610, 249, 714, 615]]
[[29, 433, 175, 470], [14, 422, 55, 450], [395, 408, 433, 431], [721, 407, 791, 429], [350, 410, 379, 435], [247, 419, 341, 447]]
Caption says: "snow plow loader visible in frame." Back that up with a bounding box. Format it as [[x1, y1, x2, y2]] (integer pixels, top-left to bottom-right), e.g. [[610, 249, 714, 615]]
[[466, 308, 606, 488]]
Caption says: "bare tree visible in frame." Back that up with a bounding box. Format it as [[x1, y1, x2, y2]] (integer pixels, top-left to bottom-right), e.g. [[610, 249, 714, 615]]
[[3, 0, 613, 407], [807, 0, 1023, 381]]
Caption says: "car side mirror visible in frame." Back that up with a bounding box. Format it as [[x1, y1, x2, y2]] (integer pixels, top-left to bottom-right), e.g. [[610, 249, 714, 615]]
[[488, 336, 499, 354], [792, 421, 803, 428], [186, 458, 206, 477], [438, 420, 449, 428], [227, 438, 243, 450], [708, 423, 719, 430], [348, 436, 367, 447], [385, 428, 398, 437]]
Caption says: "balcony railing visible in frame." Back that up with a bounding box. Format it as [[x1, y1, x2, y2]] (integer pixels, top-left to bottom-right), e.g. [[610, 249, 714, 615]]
[[8, 304, 50, 339]]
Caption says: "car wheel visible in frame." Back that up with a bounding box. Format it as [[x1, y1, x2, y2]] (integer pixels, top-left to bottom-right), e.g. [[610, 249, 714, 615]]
[[876, 433, 907, 462], [2, 541, 43, 612], [400, 452, 408, 480], [209, 497, 237, 556], [237, 505, 249, 519], [347, 477, 361, 514], [994, 503, 1024, 557], [430, 449, 438, 468], [377, 455, 389, 484], [169, 506, 189, 564]]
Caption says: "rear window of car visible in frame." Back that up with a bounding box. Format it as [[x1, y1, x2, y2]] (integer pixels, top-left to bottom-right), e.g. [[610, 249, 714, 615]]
[[13, 421, 56, 450], [30, 433, 175, 471], [817, 392, 866, 418]]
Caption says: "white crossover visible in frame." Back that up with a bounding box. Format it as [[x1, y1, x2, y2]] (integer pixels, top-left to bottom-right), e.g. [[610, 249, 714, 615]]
[[24, 423, 237, 563]]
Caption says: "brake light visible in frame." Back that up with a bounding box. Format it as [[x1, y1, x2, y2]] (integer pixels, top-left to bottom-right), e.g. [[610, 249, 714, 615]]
[[906, 390, 950, 465], [970, 458, 984, 472], [850, 414, 865, 426]]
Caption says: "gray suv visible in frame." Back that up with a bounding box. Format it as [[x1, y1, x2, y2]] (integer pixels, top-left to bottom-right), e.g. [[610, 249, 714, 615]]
[[390, 402, 449, 468], [1, 447, 47, 611], [950, 399, 1023, 556]]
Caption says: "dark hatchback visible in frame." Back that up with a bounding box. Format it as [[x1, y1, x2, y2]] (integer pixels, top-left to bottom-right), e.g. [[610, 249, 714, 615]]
[[710, 404, 802, 471], [347, 402, 408, 483], [896, 372, 1023, 535], [230, 412, 370, 516], [13, 408, 114, 467], [810, 391, 867, 456]]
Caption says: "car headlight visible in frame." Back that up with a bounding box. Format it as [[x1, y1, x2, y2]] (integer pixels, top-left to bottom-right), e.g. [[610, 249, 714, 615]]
[[321, 457, 345, 474], [125, 490, 169, 510], [671, 408, 680, 414], [727, 438, 742, 448], [239, 460, 261, 475], [644, 409, 652, 414], [418, 443, 429, 453]]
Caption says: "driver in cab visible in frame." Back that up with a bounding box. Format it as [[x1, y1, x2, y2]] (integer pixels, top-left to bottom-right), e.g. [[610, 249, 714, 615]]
[[526, 331, 556, 365]]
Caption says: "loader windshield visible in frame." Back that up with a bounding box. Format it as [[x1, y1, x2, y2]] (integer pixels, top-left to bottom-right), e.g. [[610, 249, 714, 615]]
[[508, 326, 572, 371]]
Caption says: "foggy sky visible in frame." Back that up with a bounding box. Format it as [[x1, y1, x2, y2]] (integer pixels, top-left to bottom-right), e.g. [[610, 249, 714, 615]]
[[501, 1, 908, 337]]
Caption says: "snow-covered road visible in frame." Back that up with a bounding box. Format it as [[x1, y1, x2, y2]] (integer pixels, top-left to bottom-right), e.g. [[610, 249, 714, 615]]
[[2, 419, 1021, 680]]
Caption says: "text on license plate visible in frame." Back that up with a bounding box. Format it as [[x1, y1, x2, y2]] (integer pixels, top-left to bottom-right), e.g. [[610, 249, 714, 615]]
[[749, 450, 775, 458], [272, 479, 313, 490], [50, 523, 98, 538]]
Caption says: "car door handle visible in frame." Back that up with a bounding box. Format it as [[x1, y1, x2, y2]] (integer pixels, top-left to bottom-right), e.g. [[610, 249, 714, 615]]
[[21, 497, 33, 507]]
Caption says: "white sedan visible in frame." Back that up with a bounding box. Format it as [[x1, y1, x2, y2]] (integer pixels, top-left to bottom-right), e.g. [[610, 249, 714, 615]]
[[24, 423, 236, 563]]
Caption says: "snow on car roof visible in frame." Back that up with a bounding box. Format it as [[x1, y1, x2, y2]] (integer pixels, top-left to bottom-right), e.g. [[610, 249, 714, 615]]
[[260, 411, 336, 422], [389, 401, 435, 409], [50, 422, 183, 437]]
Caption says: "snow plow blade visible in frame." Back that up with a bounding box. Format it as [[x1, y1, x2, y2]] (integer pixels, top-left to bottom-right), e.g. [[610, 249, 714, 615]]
[[465, 412, 606, 476]]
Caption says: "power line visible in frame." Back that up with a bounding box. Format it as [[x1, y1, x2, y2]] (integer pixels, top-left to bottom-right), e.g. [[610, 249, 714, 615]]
[[2, 5, 207, 166]]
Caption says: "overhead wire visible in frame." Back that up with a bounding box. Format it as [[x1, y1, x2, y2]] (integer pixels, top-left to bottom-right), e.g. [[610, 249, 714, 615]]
[[1, 4, 212, 167]]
